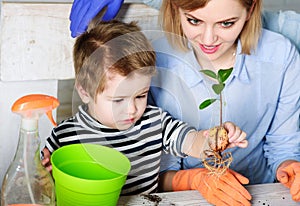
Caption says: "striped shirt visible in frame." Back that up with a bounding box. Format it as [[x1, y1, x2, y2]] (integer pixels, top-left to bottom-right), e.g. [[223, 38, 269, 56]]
[[45, 104, 195, 195]]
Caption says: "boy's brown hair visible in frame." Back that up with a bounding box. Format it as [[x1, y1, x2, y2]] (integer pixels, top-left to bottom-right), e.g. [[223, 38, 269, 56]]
[[161, 0, 262, 55], [73, 20, 156, 100]]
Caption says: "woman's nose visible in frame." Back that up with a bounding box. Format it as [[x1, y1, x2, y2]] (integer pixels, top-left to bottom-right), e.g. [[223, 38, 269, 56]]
[[201, 26, 217, 45]]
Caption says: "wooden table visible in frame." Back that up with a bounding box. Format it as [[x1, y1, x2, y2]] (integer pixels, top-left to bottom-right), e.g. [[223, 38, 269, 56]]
[[118, 183, 300, 205]]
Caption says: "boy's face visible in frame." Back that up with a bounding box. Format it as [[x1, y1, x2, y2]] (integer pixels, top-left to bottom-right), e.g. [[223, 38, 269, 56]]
[[87, 72, 151, 130]]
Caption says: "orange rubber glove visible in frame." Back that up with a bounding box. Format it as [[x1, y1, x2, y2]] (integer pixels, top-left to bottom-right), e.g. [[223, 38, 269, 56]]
[[277, 161, 300, 201], [172, 168, 252, 206]]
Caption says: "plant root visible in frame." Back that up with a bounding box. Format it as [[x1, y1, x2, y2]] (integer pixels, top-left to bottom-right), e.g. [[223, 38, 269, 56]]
[[202, 150, 233, 177], [202, 125, 233, 177]]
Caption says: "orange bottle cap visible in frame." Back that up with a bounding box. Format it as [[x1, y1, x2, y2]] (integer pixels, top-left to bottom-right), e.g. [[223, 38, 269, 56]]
[[12, 94, 59, 126]]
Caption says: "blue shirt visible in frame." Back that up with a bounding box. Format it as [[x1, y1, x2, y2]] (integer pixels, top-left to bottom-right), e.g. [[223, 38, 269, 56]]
[[149, 29, 300, 184]]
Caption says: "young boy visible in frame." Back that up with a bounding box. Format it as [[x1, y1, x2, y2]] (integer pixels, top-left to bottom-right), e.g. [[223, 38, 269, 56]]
[[42, 19, 247, 195]]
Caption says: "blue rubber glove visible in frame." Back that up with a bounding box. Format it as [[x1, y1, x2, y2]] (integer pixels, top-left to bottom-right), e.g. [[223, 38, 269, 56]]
[[70, 0, 124, 38]]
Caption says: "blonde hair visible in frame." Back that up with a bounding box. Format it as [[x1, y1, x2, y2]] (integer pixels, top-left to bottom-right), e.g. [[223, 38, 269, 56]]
[[161, 0, 262, 54], [73, 20, 156, 99]]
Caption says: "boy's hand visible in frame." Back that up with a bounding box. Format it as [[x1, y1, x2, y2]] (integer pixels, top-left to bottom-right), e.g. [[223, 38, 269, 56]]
[[182, 122, 247, 158], [223, 121, 248, 149], [41, 147, 52, 173]]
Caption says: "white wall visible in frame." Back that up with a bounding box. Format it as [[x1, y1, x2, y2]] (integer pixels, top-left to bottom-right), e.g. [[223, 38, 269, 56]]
[[0, 0, 65, 189]]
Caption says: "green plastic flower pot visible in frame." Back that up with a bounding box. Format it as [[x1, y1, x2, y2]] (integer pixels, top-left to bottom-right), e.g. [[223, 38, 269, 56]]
[[51, 144, 131, 206]]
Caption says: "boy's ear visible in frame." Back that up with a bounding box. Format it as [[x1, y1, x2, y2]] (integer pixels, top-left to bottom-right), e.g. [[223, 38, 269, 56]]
[[76, 84, 91, 104]]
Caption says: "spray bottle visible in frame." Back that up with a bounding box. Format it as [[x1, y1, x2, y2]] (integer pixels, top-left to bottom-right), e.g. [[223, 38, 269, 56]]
[[1, 94, 59, 206]]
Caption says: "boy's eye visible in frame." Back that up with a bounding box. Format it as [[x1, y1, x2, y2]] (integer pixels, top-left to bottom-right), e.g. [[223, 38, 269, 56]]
[[220, 21, 234, 28], [112, 99, 123, 103], [136, 94, 147, 99], [187, 17, 201, 25]]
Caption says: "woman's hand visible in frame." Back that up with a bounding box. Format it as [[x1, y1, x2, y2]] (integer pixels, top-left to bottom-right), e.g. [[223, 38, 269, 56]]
[[224, 121, 248, 149], [69, 0, 124, 37], [172, 168, 252, 206], [277, 160, 300, 201]]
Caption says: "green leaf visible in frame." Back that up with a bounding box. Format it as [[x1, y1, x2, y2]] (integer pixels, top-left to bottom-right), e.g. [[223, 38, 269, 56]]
[[199, 99, 217, 109], [212, 83, 225, 94], [217, 67, 233, 83], [200, 70, 217, 79]]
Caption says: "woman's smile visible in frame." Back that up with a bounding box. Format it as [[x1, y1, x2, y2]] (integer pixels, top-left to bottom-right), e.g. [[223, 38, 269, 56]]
[[199, 43, 221, 54]]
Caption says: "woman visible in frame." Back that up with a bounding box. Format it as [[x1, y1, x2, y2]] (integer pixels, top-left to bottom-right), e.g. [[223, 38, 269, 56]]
[[150, 0, 300, 205]]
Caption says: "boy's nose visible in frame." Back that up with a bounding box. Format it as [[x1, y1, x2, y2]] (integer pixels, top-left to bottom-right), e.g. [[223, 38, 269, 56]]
[[127, 100, 137, 115]]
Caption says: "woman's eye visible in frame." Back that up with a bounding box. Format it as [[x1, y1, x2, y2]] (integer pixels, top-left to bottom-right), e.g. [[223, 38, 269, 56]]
[[187, 17, 201, 25], [221, 21, 234, 28]]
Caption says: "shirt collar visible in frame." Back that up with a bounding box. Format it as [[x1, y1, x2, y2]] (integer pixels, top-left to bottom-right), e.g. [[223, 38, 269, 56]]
[[181, 43, 205, 88], [184, 40, 251, 87], [233, 40, 251, 84], [77, 105, 119, 131]]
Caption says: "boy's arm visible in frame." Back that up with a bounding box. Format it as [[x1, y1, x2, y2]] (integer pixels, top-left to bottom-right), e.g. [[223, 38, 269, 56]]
[[181, 130, 209, 159]]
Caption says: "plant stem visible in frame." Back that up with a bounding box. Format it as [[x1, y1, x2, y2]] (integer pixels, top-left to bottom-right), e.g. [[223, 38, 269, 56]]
[[219, 93, 222, 127]]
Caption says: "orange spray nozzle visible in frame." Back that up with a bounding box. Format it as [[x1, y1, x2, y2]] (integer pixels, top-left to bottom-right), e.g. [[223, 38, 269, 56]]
[[12, 94, 60, 126]]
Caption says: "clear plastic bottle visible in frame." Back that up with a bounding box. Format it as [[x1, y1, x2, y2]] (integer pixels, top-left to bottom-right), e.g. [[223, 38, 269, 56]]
[[1, 94, 59, 206]]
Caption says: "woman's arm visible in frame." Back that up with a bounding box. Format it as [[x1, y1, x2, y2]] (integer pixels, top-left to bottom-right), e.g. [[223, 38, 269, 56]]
[[158, 170, 177, 192]]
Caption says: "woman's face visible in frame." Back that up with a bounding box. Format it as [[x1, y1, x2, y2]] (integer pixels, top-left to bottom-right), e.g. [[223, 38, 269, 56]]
[[179, 0, 248, 65]]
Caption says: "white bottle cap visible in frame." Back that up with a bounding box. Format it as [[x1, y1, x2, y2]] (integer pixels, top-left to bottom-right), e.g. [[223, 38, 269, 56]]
[[21, 118, 38, 131]]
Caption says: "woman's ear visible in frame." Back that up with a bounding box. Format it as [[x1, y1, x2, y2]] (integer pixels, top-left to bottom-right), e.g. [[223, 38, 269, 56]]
[[246, 0, 256, 20], [76, 84, 91, 104]]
